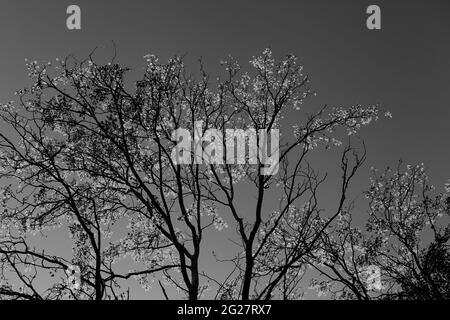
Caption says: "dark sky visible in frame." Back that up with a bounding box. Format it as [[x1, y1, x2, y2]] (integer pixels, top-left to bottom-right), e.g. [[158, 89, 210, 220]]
[[1, 0, 450, 299]]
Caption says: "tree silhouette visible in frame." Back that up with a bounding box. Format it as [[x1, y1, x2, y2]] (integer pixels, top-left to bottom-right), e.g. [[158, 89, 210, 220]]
[[0, 48, 395, 300], [312, 163, 450, 299]]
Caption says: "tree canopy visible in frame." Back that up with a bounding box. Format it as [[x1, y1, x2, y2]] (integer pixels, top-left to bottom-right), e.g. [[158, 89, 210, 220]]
[[1, 48, 446, 300]]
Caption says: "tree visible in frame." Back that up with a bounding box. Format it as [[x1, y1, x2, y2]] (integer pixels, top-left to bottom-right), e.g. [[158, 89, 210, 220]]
[[0, 48, 387, 300], [311, 162, 450, 300], [202, 49, 385, 300], [0, 95, 176, 299]]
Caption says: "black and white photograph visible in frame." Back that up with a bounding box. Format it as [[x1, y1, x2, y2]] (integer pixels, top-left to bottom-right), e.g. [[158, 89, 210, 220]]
[[0, 0, 448, 317]]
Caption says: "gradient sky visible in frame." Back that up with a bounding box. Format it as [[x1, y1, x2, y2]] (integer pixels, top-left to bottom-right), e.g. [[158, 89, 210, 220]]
[[1, 0, 450, 299]]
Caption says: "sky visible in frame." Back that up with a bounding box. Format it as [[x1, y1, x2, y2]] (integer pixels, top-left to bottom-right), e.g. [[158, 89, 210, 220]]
[[1, 0, 450, 299]]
